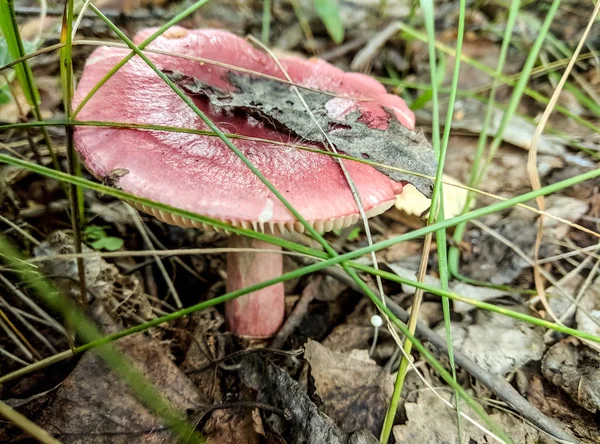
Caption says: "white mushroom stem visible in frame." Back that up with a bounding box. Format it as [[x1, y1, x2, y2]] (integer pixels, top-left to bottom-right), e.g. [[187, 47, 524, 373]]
[[225, 235, 284, 338]]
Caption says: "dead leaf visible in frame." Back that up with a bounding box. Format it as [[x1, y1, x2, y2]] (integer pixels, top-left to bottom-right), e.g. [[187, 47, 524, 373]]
[[394, 390, 552, 443], [576, 276, 600, 339], [166, 69, 437, 197], [304, 339, 394, 436], [392, 390, 488, 443], [38, 328, 204, 443], [239, 353, 379, 444], [437, 311, 545, 375], [542, 341, 600, 414]]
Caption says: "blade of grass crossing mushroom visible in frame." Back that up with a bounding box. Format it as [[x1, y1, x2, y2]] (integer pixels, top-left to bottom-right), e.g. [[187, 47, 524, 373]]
[[85, 4, 389, 319], [3, 119, 600, 242], [246, 36, 394, 333], [380, 0, 464, 440], [527, 0, 600, 328], [71, 0, 213, 119], [2, 153, 600, 340], [0, 236, 206, 443], [0, 0, 61, 173]]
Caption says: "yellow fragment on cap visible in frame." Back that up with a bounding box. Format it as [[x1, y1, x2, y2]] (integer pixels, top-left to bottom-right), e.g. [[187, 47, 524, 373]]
[[163, 28, 189, 39], [395, 174, 473, 218]]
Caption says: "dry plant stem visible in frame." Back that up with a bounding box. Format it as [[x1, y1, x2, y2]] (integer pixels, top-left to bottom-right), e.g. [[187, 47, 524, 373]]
[[127, 205, 182, 308], [307, 260, 576, 443], [527, 0, 600, 324], [225, 235, 284, 338], [0, 400, 62, 444], [0, 314, 35, 361], [271, 275, 322, 349]]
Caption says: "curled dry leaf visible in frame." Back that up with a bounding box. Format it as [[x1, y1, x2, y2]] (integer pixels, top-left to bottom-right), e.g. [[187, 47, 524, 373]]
[[393, 390, 553, 444], [238, 353, 378, 444], [542, 341, 600, 414], [304, 339, 394, 436], [436, 311, 545, 375]]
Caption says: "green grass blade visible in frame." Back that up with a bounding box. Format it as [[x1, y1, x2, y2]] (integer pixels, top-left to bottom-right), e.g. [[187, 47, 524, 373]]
[[313, 0, 344, 43], [261, 0, 272, 44], [0, 0, 39, 106]]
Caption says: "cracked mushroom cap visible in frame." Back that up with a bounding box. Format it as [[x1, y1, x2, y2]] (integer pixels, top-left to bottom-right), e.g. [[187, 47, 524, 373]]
[[74, 27, 417, 233]]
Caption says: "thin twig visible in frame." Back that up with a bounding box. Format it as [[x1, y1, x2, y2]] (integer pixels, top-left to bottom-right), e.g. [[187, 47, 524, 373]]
[[271, 275, 322, 349], [126, 205, 182, 308]]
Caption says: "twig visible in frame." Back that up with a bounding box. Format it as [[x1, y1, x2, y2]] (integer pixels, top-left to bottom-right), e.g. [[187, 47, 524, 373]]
[[126, 205, 182, 308], [195, 401, 290, 430], [0, 399, 62, 444], [271, 275, 322, 349]]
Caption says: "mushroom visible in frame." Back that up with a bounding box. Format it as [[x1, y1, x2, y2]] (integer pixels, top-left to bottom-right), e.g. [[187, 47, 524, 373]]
[[73, 27, 428, 337]]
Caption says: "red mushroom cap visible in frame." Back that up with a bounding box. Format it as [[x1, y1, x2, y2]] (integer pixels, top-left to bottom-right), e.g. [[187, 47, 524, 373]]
[[74, 28, 415, 233]]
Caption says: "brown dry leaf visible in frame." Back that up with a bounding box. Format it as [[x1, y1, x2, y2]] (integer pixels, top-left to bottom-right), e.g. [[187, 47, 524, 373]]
[[304, 339, 394, 436], [542, 341, 600, 414], [437, 311, 545, 375], [239, 353, 378, 444], [38, 331, 204, 443], [395, 173, 472, 219], [393, 390, 552, 443], [392, 390, 487, 443], [576, 276, 600, 339]]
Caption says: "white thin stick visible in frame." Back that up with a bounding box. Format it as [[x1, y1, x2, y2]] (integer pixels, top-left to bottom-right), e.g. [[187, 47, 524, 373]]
[[126, 205, 183, 308]]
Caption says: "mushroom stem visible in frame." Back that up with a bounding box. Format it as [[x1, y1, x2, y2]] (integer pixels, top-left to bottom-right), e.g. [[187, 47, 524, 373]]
[[225, 235, 284, 338]]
